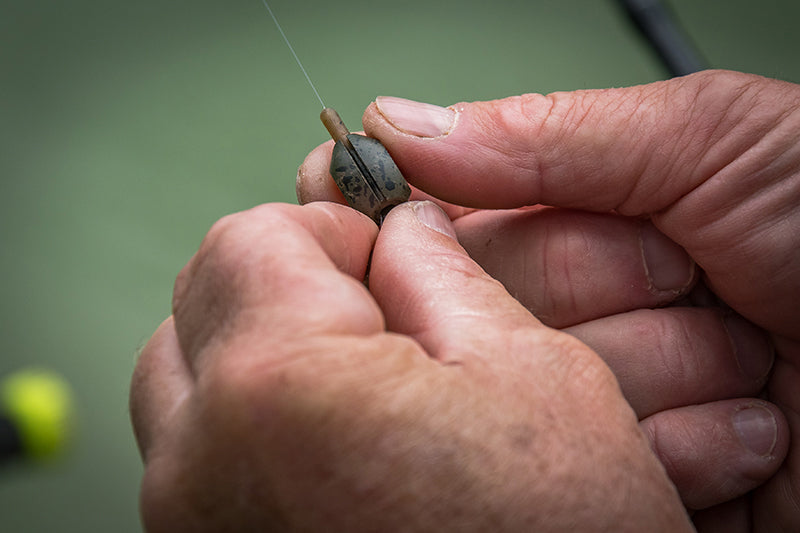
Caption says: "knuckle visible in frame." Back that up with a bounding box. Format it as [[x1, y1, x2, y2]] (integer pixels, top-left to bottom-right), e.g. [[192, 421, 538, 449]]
[[649, 310, 704, 384], [171, 204, 303, 354], [690, 69, 761, 94], [130, 319, 180, 458], [467, 95, 553, 190], [531, 217, 591, 327], [194, 203, 300, 291], [680, 70, 787, 147], [171, 260, 194, 315], [204, 205, 290, 264], [139, 459, 180, 533], [129, 351, 157, 454]]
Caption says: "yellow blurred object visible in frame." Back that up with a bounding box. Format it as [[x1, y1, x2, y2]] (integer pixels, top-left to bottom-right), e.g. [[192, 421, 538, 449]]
[[1, 369, 75, 460]]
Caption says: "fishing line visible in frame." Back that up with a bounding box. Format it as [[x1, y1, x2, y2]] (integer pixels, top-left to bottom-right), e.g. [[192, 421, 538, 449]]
[[259, 0, 326, 109], [258, 0, 411, 225]]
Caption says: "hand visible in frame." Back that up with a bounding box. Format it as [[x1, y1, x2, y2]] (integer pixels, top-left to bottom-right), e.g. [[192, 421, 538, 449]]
[[131, 201, 696, 531], [298, 70, 800, 529]]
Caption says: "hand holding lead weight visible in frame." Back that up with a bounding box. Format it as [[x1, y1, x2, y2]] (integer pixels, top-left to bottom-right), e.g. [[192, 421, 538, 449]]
[[321, 108, 411, 225]]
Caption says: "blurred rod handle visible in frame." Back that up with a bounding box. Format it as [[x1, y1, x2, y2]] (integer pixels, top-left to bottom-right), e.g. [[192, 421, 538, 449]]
[[618, 0, 707, 77]]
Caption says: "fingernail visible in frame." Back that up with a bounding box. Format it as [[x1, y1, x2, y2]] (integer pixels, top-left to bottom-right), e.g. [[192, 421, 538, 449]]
[[723, 314, 774, 383], [733, 404, 778, 457], [640, 224, 695, 293], [376, 96, 456, 138], [413, 201, 458, 240]]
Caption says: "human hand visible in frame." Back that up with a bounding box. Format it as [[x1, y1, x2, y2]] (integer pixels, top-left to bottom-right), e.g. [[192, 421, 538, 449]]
[[131, 201, 700, 531], [297, 70, 800, 529]]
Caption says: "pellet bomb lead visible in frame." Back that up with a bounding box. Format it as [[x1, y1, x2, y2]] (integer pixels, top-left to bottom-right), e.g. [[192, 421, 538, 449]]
[[321, 108, 411, 225], [260, 1, 411, 224]]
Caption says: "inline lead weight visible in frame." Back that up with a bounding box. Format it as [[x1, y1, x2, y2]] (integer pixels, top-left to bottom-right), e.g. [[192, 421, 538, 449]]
[[258, 4, 409, 224], [321, 108, 411, 225]]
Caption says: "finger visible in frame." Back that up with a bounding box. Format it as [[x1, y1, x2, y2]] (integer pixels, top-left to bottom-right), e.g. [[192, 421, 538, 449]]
[[296, 138, 476, 220], [455, 208, 696, 328], [640, 399, 789, 510], [172, 202, 381, 372], [295, 139, 344, 206], [130, 317, 192, 459], [364, 75, 797, 213], [363, 73, 800, 336], [369, 201, 592, 374], [755, 336, 800, 531], [565, 308, 774, 418]]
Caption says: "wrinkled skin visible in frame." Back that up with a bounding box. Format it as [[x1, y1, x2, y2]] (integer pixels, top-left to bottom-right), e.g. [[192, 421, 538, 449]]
[[132, 70, 799, 531]]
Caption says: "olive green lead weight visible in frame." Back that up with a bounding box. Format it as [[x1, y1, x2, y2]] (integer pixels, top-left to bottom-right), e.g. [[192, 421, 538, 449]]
[[321, 108, 411, 225]]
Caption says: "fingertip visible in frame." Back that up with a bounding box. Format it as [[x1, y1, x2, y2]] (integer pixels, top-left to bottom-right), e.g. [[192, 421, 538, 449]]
[[363, 95, 548, 209], [641, 399, 789, 510], [379, 201, 462, 250], [296, 139, 345, 205], [372, 201, 540, 361], [410, 200, 458, 241]]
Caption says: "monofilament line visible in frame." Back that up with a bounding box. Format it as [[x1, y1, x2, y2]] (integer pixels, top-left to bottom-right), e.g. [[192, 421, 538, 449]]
[[260, 0, 326, 109]]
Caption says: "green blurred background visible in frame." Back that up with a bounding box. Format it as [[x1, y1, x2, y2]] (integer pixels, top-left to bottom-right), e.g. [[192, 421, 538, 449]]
[[1, 0, 798, 530]]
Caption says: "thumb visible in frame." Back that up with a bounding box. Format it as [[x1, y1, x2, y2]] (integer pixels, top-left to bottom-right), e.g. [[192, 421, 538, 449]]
[[364, 71, 800, 337], [365, 71, 797, 214], [370, 201, 591, 372]]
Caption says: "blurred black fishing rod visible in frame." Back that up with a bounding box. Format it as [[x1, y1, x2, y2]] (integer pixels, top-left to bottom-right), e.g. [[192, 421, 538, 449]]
[[617, 0, 707, 76]]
